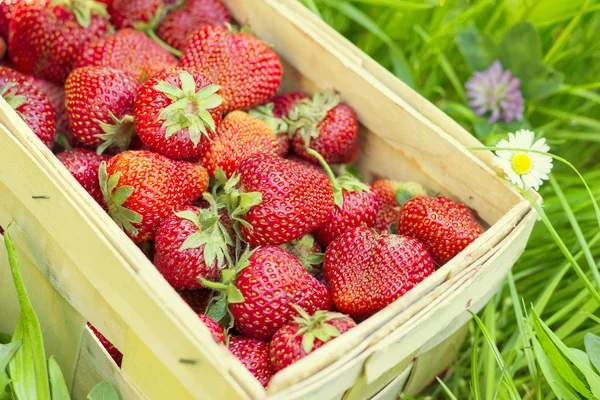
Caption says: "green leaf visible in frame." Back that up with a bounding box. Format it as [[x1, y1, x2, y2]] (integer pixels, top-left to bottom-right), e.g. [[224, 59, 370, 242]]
[[226, 286, 245, 304], [87, 382, 120, 400], [206, 297, 228, 322], [4, 231, 51, 400], [48, 356, 70, 400], [395, 189, 414, 206], [585, 333, 600, 374], [532, 336, 580, 399], [456, 26, 499, 72], [302, 332, 316, 354], [0, 341, 21, 395]]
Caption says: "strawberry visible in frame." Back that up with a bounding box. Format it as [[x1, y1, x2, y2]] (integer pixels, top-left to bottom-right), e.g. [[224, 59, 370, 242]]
[[0, 66, 56, 147], [198, 314, 225, 344], [371, 179, 428, 233], [286, 89, 359, 165], [203, 246, 332, 341], [99, 150, 209, 242], [156, 0, 230, 52], [56, 149, 109, 207], [248, 92, 309, 157], [65, 66, 140, 153], [9, 0, 110, 84], [0, 0, 19, 40], [218, 153, 334, 246], [88, 323, 122, 367], [200, 111, 279, 178], [75, 29, 178, 83], [279, 233, 323, 275], [179, 289, 212, 314], [269, 307, 356, 373], [397, 196, 483, 265], [154, 195, 233, 290], [180, 24, 283, 113], [228, 336, 272, 388], [109, 0, 163, 30], [135, 68, 224, 160], [310, 150, 378, 247], [287, 154, 326, 176], [324, 226, 434, 318], [0, 37, 6, 61], [26, 76, 71, 137]]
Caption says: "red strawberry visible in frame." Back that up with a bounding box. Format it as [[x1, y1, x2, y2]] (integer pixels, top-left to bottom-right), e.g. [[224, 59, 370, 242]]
[[310, 150, 378, 247], [200, 111, 279, 178], [248, 92, 309, 157], [324, 226, 434, 318], [287, 154, 326, 176], [56, 149, 109, 207], [0, 37, 5, 61], [0, 66, 56, 147], [75, 29, 178, 83], [135, 68, 224, 160], [0, 0, 19, 40], [88, 323, 122, 367], [110, 0, 163, 30], [397, 196, 483, 265], [179, 289, 212, 314], [269, 307, 356, 373], [279, 233, 323, 275], [286, 89, 359, 165], [203, 246, 332, 341], [198, 314, 225, 344], [219, 153, 334, 246], [26, 76, 71, 137], [180, 24, 283, 113], [156, 0, 230, 52], [9, 0, 110, 84], [99, 150, 209, 242], [228, 336, 272, 388], [65, 66, 140, 153], [154, 195, 233, 290], [371, 179, 428, 233]]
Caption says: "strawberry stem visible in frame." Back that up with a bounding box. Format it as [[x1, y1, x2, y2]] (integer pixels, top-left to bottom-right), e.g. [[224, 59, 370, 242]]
[[286, 89, 341, 148], [145, 29, 183, 57], [98, 162, 142, 237], [248, 103, 288, 134], [51, 0, 108, 28], [95, 112, 136, 155]]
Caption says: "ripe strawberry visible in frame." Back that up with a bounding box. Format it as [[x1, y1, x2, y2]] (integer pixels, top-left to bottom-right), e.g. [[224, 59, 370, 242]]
[[180, 24, 283, 113], [154, 195, 233, 290], [65, 66, 140, 153], [0, 37, 6, 61], [156, 0, 230, 52], [310, 150, 378, 247], [88, 323, 122, 367], [0, 0, 19, 40], [218, 153, 334, 246], [249, 92, 309, 157], [371, 179, 428, 233], [287, 154, 326, 176], [203, 247, 332, 341], [286, 89, 359, 165], [110, 0, 163, 30], [228, 336, 272, 388], [9, 0, 110, 84], [397, 196, 483, 265], [0, 66, 56, 147], [99, 150, 209, 242], [75, 29, 178, 83], [56, 149, 109, 207], [26, 76, 71, 137], [269, 307, 356, 373], [200, 111, 279, 178], [198, 314, 225, 344], [179, 289, 212, 314], [279, 234, 323, 275], [324, 226, 434, 318], [135, 68, 223, 160]]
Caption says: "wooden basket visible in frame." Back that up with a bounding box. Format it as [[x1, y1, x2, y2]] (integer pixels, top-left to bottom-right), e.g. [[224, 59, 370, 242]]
[[0, 0, 537, 398]]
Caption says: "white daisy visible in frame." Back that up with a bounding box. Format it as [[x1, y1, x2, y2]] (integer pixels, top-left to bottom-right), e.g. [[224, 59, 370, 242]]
[[491, 129, 553, 191]]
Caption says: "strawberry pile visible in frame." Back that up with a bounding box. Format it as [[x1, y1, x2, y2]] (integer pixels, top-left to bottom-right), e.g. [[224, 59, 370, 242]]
[[0, 0, 484, 387]]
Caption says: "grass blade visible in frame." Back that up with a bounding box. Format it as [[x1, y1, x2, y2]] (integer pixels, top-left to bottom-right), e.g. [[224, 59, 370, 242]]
[[48, 356, 70, 400]]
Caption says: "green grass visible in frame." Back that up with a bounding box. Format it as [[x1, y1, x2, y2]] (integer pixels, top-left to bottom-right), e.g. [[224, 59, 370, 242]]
[[300, 0, 600, 398]]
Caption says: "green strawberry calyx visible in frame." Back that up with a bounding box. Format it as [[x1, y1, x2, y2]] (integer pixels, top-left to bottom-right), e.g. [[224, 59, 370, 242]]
[[291, 305, 346, 354], [248, 103, 288, 134], [279, 234, 323, 275], [51, 0, 108, 28], [98, 162, 143, 236], [307, 149, 369, 208], [1, 83, 27, 120], [200, 247, 253, 324], [286, 89, 341, 148], [213, 168, 262, 240], [95, 112, 136, 155], [154, 70, 223, 147], [175, 192, 234, 270]]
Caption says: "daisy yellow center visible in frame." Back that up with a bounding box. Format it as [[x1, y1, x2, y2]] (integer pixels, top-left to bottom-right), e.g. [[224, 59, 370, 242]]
[[511, 153, 532, 175]]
